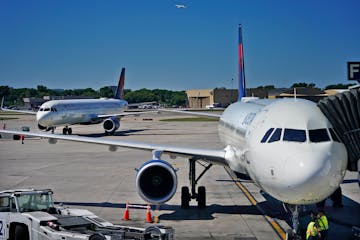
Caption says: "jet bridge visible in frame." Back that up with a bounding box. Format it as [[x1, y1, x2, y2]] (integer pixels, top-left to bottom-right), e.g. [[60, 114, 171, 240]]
[[318, 89, 360, 171]]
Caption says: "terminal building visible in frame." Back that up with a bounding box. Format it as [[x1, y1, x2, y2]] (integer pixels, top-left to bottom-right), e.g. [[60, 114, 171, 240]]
[[185, 87, 349, 109]]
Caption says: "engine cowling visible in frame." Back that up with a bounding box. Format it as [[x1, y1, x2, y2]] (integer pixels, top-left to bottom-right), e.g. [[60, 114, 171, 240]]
[[103, 117, 120, 133], [136, 160, 177, 204]]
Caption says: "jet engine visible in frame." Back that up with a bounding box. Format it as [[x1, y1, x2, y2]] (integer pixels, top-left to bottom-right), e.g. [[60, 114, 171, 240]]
[[136, 160, 177, 204], [103, 117, 120, 133]]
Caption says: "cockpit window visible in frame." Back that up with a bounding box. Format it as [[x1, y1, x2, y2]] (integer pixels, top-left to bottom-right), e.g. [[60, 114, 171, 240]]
[[261, 128, 274, 143], [329, 128, 341, 143], [268, 128, 282, 143], [39, 108, 43, 111], [44, 108, 50, 111], [309, 129, 330, 143], [283, 129, 306, 142]]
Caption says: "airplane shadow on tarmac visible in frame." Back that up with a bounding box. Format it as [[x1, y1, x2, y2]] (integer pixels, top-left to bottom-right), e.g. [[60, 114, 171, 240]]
[[54, 201, 260, 221], [158, 204, 259, 220], [77, 129, 147, 137], [77, 129, 206, 137]]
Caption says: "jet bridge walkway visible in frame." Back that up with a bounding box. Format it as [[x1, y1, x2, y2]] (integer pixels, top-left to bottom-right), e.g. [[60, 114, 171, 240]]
[[318, 89, 360, 171]]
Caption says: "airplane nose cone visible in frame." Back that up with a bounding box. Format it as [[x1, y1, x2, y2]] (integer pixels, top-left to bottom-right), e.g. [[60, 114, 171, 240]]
[[36, 112, 50, 126], [281, 149, 346, 204]]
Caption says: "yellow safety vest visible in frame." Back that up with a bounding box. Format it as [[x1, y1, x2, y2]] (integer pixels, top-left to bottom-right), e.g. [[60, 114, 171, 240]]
[[306, 221, 319, 240], [317, 215, 329, 231]]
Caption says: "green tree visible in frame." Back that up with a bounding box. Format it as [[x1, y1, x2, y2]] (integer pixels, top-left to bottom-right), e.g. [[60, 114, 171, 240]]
[[81, 88, 98, 97], [291, 82, 316, 88], [99, 87, 115, 98], [170, 91, 187, 106], [125, 88, 158, 103]]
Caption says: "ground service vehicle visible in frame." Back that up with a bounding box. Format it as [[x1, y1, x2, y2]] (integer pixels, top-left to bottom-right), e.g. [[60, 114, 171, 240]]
[[0, 189, 173, 240]]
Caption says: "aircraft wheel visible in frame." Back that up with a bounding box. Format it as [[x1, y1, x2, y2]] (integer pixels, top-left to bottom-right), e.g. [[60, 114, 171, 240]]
[[62, 128, 67, 135], [197, 186, 206, 208], [68, 128, 72, 135], [14, 224, 29, 240], [181, 186, 190, 208]]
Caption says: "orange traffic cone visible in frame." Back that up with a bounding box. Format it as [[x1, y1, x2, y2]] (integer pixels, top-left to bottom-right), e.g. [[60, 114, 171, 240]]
[[123, 203, 130, 221], [145, 204, 152, 223]]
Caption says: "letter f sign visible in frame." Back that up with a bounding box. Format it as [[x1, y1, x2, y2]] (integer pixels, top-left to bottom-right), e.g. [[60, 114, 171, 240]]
[[348, 62, 360, 81]]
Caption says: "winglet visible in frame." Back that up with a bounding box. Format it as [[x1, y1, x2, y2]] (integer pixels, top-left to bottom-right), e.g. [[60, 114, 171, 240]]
[[114, 68, 125, 100], [238, 25, 246, 101]]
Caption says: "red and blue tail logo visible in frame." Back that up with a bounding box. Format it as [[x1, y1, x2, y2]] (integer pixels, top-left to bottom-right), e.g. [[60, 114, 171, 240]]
[[238, 25, 246, 101], [114, 68, 125, 99]]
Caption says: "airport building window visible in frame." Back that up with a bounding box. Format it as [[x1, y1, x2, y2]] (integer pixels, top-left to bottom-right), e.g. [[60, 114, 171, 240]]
[[329, 128, 341, 142], [268, 128, 282, 143], [261, 128, 274, 143], [283, 129, 306, 142], [309, 129, 330, 143]]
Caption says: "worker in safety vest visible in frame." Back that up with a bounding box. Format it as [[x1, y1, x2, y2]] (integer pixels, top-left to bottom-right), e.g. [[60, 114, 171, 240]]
[[306, 211, 321, 240], [316, 209, 329, 240]]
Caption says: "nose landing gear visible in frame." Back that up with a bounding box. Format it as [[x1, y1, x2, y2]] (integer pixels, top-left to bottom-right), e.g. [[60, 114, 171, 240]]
[[284, 204, 302, 240]]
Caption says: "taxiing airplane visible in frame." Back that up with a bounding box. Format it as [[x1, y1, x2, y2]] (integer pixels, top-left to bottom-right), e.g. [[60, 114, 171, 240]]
[[0, 26, 348, 235], [1, 68, 152, 135]]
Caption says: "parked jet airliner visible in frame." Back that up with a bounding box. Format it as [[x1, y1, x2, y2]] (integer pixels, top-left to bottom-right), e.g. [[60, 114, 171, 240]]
[[1, 68, 150, 135], [0, 26, 348, 234]]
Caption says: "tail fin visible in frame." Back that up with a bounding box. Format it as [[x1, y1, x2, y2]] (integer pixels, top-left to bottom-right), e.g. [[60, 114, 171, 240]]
[[238, 25, 246, 101], [114, 68, 125, 99]]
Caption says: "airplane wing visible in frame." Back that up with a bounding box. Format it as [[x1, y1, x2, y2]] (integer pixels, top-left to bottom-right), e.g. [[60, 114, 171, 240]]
[[158, 109, 221, 119], [98, 110, 158, 118], [0, 129, 227, 165], [1, 98, 37, 115], [127, 101, 158, 108]]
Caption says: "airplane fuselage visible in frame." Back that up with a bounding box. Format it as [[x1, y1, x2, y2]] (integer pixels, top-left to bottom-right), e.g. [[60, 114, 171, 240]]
[[36, 99, 128, 127], [219, 98, 348, 204]]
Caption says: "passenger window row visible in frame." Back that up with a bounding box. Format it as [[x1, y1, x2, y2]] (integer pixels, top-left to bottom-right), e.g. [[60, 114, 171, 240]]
[[260, 128, 340, 143]]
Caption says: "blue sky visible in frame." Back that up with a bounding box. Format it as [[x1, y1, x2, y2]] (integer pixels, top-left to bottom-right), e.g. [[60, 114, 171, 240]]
[[0, 0, 359, 90]]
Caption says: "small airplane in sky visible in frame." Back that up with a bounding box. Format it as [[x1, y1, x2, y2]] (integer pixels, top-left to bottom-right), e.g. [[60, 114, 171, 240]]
[[1, 68, 153, 135], [175, 4, 187, 9], [0, 26, 348, 236]]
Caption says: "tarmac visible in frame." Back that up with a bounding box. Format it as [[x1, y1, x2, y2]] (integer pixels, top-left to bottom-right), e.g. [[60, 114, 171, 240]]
[[0, 112, 359, 239]]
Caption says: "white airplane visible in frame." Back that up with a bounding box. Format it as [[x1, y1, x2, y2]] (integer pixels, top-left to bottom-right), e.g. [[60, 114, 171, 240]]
[[0, 26, 348, 234], [175, 4, 186, 8], [1, 68, 152, 135]]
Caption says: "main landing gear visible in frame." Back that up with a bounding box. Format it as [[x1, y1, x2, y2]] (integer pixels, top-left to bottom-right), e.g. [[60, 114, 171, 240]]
[[62, 126, 72, 135], [181, 158, 213, 209]]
